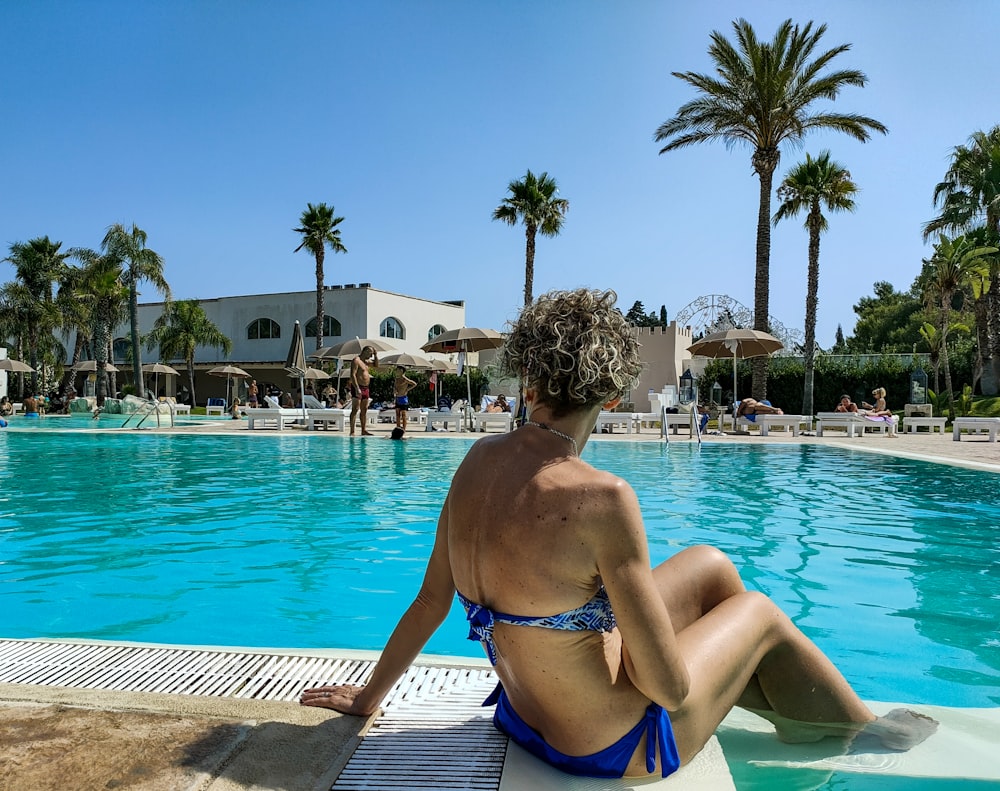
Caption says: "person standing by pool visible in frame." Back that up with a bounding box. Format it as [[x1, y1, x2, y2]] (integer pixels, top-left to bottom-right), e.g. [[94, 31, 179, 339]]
[[350, 346, 377, 436], [301, 288, 936, 777], [247, 380, 259, 408], [393, 366, 417, 430], [22, 395, 39, 418]]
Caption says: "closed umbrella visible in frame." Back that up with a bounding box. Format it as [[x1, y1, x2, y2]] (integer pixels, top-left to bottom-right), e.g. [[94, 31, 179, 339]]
[[687, 329, 783, 405], [284, 321, 308, 420], [423, 327, 504, 420]]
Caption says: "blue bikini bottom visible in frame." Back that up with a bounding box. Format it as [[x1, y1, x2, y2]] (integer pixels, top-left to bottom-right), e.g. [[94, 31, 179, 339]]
[[493, 689, 680, 778]]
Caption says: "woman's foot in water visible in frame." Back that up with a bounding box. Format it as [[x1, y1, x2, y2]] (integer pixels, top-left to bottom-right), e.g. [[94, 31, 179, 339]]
[[748, 707, 938, 750]]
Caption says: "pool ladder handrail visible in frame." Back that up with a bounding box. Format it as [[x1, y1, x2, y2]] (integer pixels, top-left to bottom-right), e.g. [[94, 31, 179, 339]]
[[660, 404, 702, 445], [122, 396, 175, 430]]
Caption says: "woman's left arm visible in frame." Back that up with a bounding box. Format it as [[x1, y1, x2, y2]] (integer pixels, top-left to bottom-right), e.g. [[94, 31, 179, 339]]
[[594, 479, 690, 709], [301, 494, 456, 715]]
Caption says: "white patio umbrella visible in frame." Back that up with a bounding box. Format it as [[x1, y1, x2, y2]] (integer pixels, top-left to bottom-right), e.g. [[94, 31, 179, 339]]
[[687, 329, 783, 405], [422, 327, 504, 420]]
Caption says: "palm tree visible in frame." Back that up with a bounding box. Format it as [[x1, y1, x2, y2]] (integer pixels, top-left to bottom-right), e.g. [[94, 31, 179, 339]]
[[923, 235, 996, 420], [773, 151, 858, 416], [144, 299, 232, 407], [70, 247, 130, 405], [293, 203, 347, 350], [492, 170, 569, 306], [923, 127, 1000, 391], [101, 223, 170, 398], [655, 18, 886, 398], [3, 237, 70, 392]]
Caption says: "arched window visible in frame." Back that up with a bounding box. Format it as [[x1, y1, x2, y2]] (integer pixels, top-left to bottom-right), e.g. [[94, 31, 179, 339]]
[[427, 324, 447, 342], [306, 315, 342, 338], [247, 318, 281, 340], [380, 317, 405, 340], [112, 337, 129, 363]]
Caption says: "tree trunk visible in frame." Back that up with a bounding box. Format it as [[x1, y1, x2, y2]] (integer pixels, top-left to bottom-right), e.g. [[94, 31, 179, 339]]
[[801, 206, 822, 417], [186, 356, 197, 408], [130, 279, 144, 398], [941, 294, 955, 422], [59, 332, 87, 394], [524, 223, 537, 307], [751, 148, 779, 400], [315, 248, 325, 350]]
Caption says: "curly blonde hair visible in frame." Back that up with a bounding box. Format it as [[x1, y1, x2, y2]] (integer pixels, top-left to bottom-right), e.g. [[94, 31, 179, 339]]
[[501, 289, 642, 416]]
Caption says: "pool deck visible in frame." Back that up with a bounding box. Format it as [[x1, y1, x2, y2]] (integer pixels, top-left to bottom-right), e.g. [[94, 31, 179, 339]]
[[2, 416, 998, 789]]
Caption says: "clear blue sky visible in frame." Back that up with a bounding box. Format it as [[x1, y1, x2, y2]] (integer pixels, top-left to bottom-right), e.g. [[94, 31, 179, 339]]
[[2, 1, 996, 347]]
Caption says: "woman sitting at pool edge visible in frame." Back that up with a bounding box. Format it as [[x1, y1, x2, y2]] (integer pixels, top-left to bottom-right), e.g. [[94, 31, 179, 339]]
[[301, 288, 936, 778]]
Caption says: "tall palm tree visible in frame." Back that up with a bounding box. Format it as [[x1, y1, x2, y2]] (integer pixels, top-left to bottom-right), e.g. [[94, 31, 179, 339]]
[[655, 18, 886, 398], [773, 151, 858, 416], [144, 299, 232, 407], [293, 203, 347, 350], [71, 247, 130, 405], [492, 170, 569, 306], [923, 126, 1000, 391], [101, 223, 170, 398], [923, 235, 996, 420]]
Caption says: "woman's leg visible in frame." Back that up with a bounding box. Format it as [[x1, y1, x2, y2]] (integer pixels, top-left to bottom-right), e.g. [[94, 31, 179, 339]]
[[652, 549, 935, 764]]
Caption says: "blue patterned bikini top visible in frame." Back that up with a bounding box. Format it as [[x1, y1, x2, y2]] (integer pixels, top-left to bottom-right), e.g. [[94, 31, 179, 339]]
[[456, 587, 617, 665]]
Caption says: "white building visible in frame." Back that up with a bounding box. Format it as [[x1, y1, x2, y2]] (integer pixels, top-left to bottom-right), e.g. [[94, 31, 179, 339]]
[[110, 283, 466, 402]]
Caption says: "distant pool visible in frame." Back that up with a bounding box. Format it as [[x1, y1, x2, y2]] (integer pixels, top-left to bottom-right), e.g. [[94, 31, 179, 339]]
[[0, 432, 997, 709]]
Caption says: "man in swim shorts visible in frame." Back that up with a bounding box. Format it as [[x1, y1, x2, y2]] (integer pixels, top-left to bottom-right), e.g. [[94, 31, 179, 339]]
[[350, 346, 377, 435], [393, 366, 417, 430]]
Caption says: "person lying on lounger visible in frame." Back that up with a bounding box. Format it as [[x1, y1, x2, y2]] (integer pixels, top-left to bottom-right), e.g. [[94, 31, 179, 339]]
[[736, 397, 784, 417], [301, 288, 937, 779], [835, 394, 859, 413]]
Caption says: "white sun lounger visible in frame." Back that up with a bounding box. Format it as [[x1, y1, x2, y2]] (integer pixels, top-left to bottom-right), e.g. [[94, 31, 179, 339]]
[[815, 412, 897, 437], [952, 416, 1000, 441]]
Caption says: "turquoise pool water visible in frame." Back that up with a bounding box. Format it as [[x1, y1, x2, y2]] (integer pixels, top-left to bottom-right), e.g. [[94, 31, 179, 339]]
[[1, 432, 997, 713]]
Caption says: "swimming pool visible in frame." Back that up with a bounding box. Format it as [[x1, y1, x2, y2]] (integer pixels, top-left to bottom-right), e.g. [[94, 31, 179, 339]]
[[1, 432, 997, 712]]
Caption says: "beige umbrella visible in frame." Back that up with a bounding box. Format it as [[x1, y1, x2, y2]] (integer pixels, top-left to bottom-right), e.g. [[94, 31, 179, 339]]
[[379, 352, 434, 371], [208, 364, 251, 407], [687, 329, 783, 404], [293, 367, 332, 380], [429, 358, 457, 374], [310, 337, 396, 361], [74, 360, 119, 373], [0, 358, 35, 373], [422, 327, 504, 414], [142, 362, 179, 398]]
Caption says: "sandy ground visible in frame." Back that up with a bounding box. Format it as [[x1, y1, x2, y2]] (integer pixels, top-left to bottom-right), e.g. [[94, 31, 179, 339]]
[[1, 413, 996, 790]]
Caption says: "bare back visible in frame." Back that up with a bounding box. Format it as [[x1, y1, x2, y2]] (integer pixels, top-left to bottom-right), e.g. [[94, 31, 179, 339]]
[[447, 431, 670, 759]]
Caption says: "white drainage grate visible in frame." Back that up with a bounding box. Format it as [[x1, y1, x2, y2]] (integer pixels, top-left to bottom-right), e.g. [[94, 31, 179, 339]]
[[336, 665, 506, 791]]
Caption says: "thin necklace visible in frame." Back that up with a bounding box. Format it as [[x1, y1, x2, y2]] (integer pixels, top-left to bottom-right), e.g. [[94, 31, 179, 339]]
[[523, 420, 578, 456]]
